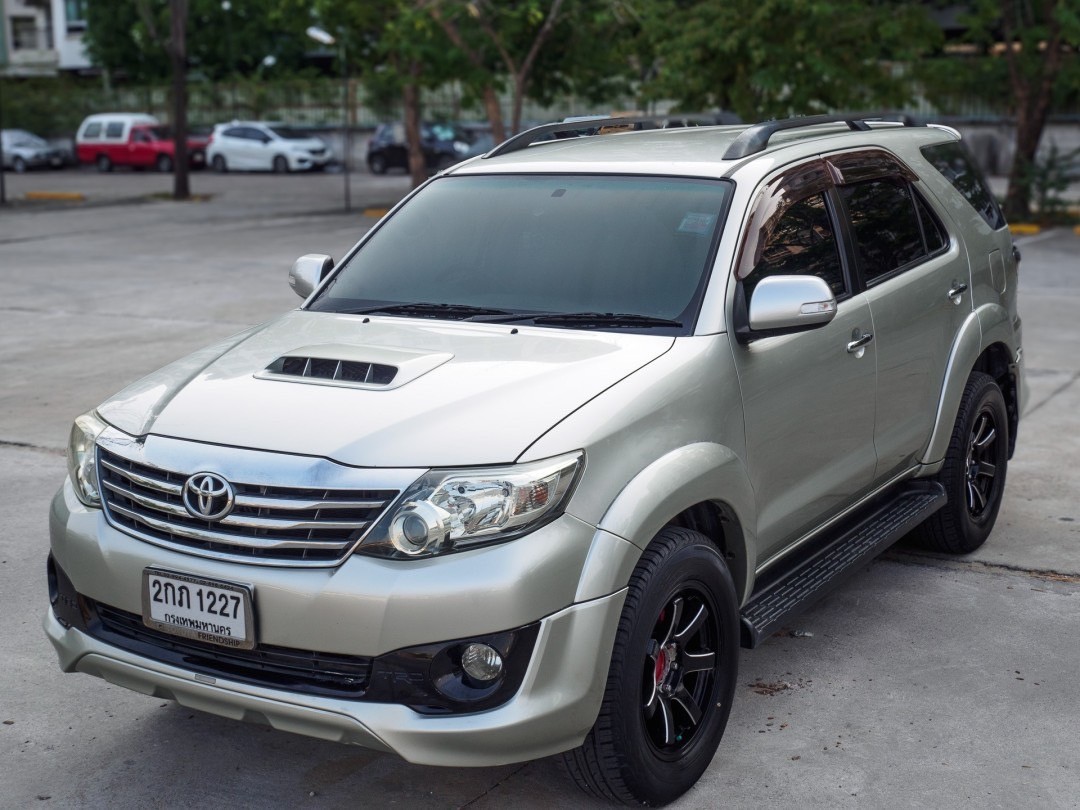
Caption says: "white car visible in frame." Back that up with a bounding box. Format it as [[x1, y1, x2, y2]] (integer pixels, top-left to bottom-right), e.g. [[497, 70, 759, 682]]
[[207, 122, 330, 173]]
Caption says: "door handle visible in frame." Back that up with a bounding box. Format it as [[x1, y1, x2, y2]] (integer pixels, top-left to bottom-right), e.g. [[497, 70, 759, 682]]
[[846, 331, 874, 353], [948, 282, 968, 301]]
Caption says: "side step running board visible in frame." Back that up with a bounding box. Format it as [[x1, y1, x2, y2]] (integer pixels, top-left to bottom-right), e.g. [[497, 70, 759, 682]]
[[739, 481, 946, 648]]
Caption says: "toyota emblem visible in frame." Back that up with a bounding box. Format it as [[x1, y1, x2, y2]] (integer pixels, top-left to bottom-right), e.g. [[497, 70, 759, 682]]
[[182, 472, 236, 521]]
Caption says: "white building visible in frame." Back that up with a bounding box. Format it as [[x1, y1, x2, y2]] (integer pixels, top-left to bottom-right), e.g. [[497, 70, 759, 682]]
[[1, 0, 90, 76]]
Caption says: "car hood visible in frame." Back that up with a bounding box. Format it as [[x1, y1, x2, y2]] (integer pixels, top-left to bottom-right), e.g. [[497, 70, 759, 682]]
[[98, 310, 674, 467]]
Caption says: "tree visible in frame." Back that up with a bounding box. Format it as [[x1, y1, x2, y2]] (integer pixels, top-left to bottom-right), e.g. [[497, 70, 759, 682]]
[[638, 0, 941, 120], [423, 0, 572, 134], [982, 0, 1078, 220], [84, 0, 314, 82]]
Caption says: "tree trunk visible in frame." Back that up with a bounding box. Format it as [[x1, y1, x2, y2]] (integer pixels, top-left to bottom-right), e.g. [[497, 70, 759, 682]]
[[170, 0, 190, 201], [1004, 107, 1041, 221], [511, 75, 527, 137], [482, 85, 506, 143], [403, 76, 426, 189]]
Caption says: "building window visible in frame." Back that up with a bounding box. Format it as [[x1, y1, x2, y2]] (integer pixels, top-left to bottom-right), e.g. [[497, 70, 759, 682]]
[[66, 0, 88, 31], [11, 17, 42, 50]]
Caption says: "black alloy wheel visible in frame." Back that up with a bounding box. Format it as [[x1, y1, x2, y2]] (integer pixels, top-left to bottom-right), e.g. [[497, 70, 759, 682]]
[[916, 371, 1009, 554], [563, 527, 739, 806], [964, 406, 1001, 520], [642, 590, 718, 753]]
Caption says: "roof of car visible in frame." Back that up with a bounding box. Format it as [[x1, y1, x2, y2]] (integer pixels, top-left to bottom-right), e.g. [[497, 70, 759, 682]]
[[451, 115, 959, 180]]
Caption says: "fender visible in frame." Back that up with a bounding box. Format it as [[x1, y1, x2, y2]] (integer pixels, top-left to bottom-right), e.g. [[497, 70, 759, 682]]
[[580, 442, 758, 604], [920, 303, 1014, 465]]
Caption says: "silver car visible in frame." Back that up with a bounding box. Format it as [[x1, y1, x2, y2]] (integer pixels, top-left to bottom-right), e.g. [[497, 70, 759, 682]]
[[47, 113, 1025, 805], [2, 129, 64, 172]]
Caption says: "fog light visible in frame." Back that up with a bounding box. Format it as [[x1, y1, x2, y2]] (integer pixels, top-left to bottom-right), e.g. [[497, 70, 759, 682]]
[[461, 643, 504, 682]]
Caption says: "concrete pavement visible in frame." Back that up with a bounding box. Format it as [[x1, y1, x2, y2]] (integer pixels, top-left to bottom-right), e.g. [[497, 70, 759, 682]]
[[1, 173, 1077, 808]]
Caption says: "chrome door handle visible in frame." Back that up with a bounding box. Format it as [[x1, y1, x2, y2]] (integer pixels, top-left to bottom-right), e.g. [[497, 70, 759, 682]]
[[846, 332, 874, 353], [948, 282, 968, 299]]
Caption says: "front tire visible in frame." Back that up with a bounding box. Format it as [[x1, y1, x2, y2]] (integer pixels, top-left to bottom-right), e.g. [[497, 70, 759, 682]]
[[916, 371, 1009, 554], [156, 154, 173, 173], [368, 154, 387, 175], [272, 155, 289, 173], [12, 156, 27, 173], [562, 527, 739, 806]]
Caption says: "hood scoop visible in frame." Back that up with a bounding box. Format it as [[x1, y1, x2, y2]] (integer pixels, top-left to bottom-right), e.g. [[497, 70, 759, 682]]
[[255, 343, 453, 391]]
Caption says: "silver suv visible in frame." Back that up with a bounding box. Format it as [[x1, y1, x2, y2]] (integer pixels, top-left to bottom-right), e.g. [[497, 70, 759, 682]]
[[47, 113, 1025, 806]]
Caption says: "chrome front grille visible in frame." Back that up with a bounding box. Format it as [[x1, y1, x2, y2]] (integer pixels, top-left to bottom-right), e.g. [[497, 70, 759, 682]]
[[98, 447, 399, 566]]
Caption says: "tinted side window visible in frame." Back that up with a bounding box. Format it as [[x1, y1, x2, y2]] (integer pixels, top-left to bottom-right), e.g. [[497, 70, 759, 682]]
[[840, 179, 924, 283], [745, 193, 845, 299], [915, 193, 947, 254], [921, 141, 1006, 230], [105, 121, 124, 138], [83, 122, 101, 139], [223, 127, 244, 138]]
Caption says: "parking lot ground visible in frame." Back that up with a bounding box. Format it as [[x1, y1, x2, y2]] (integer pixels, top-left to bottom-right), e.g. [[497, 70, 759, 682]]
[[1, 182, 1078, 808]]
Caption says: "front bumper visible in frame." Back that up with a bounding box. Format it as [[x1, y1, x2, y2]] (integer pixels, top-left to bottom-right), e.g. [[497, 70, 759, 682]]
[[46, 480, 630, 765], [45, 587, 624, 766]]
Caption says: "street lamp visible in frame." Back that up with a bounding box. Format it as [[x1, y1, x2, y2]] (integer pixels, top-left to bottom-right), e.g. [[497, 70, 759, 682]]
[[307, 25, 350, 213]]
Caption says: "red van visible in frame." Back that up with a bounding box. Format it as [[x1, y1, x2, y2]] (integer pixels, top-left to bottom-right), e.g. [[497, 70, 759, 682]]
[[75, 113, 207, 172]]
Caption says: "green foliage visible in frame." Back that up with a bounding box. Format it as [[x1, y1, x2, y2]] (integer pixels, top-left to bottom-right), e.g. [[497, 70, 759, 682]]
[[84, 0, 317, 82], [1027, 142, 1080, 223], [639, 0, 942, 119]]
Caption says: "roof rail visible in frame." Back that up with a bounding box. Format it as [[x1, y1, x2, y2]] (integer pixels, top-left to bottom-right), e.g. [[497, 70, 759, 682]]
[[721, 113, 920, 160], [483, 115, 696, 159]]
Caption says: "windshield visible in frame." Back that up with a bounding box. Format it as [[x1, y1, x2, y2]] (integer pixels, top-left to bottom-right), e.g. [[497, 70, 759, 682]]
[[309, 174, 731, 334]]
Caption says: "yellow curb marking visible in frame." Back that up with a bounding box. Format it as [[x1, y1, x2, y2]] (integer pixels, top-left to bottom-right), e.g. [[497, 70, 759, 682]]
[[1009, 223, 1041, 236], [362, 207, 390, 218], [25, 191, 86, 202]]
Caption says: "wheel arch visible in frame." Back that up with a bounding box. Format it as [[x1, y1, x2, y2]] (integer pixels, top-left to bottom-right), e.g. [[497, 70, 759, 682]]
[[921, 304, 1020, 465], [586, 443, 757, 605]]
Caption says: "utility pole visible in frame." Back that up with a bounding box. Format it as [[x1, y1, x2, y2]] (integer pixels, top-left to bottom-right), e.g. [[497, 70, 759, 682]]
[[170, 0, 190, 199]]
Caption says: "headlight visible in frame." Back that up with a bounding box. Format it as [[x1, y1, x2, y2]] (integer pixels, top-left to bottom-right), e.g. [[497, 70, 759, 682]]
[[67, 411, 107, 506], [358, 452, 583, 559], [452, 140, 469, 154]]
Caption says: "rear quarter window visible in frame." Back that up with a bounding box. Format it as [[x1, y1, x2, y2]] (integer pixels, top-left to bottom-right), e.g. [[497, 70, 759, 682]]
[[921, 141, 1006, 230], [82, 122, 101, 139]]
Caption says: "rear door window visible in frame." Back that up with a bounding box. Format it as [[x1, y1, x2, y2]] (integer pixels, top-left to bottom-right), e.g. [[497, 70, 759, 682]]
[[105, 121, 124, 138], [839, 179, 925, 284]]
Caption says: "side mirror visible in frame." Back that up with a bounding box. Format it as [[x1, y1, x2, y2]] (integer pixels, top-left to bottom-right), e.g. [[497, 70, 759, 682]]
[[289, 254, 334, 299], [748, 275, 837, 332]]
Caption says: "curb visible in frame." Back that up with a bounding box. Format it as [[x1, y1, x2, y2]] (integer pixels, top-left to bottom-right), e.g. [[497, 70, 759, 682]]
[[362, 207, 390, 218]]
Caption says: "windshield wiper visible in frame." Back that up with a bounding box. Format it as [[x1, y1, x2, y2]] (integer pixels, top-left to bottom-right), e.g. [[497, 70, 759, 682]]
[[341, 302, 513, 319], [470, 311, 683, 328]]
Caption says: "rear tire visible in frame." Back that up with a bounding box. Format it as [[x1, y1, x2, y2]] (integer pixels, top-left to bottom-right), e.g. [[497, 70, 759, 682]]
[[96, 154, 112, 172], [916, 371, 1009, 554], [368, 154, 387, 175], [562, 527, 739, 806], [211, 154, 227, 173]]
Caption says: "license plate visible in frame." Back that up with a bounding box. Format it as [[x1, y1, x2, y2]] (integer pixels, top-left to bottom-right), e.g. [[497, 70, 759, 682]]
[[142, 569, 254, 650]]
